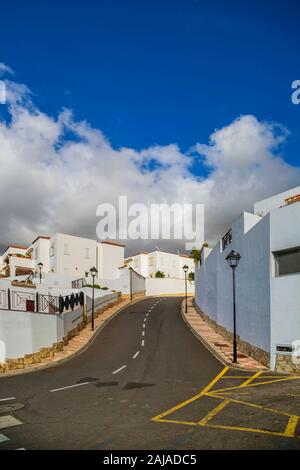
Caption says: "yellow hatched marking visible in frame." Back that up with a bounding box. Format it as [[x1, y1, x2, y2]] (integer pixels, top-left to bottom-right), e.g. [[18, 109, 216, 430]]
[[211, 375, 300, 395], [151, 366, 229, 422], [239, 371, 263, 387], [285, 415, 299, 437], [199, 399, 231, 426]]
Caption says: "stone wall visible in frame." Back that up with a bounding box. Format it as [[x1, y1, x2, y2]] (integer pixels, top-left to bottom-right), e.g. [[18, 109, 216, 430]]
[[275, 354, 300, 374]]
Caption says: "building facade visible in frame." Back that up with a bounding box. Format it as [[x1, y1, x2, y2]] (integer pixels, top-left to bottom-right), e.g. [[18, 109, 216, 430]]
[[0, 234, 125, 281], [125, 250, 194, 278], [195, 186, 300, 371]]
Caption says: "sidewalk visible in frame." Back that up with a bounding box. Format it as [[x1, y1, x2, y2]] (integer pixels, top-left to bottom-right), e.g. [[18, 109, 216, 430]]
[[182, 298, 267, 371], [0, 296, 141, 377]]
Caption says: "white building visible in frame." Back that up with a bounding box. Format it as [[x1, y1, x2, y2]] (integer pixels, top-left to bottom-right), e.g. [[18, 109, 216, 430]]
[[0, 233, 125, 281], [195, 186, 300, 371], [125, 250, 194, 279]]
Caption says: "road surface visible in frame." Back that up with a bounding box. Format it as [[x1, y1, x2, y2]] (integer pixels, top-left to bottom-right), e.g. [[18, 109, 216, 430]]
[[0, 297, 300, 449]]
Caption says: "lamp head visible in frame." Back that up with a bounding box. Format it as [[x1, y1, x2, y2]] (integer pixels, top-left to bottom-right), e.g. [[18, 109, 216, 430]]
[[182, 264, 189, 273], [90, 266, 98, 277], [225, 250, 241, 269]]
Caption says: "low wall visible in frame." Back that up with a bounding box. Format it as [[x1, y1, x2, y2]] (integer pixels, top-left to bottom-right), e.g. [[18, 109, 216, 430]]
[[145, 277, 194, 296], [0, 291, 120, 365]]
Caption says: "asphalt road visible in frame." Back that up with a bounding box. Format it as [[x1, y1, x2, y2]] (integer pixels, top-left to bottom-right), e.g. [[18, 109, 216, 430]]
[[0, 297, 300, 450]]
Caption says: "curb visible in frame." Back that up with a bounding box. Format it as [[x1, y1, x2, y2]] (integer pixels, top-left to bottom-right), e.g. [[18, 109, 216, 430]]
[[0, 296, 148, 378], [181, 300, 269, 373]]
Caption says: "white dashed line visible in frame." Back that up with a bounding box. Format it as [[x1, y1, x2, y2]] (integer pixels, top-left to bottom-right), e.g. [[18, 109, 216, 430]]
[[144, 317, 147, 322], [112, 365, 127, 375], [141, 339, 145, 347], [133, 351, 140, 359], [142, 331, 145, 336], [0, 397, 15, 402], [50, 382, 91, 393], [0, 433, 9, 443], [143, 323, 146, 328]]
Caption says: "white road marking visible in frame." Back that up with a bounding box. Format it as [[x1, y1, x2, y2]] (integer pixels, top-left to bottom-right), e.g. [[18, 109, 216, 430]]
[[141, 339, 145, 347], [50, 382, 90, 393], [0, 433, 9, 443], [142, 331, 145, 336], [0, 397, 15, 402], [133, 351, 140, 359], [16, 448, 26, 450], [143, 323, 146, 328], [144, 317, 147, 322], [0, 415, 23, 430], [112, 365, 127, 375]]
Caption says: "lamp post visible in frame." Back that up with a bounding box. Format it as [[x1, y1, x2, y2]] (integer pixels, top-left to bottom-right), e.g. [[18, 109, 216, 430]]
[[38, 262, 43, 284], [182, 264, 189, 313], [129, 267, 133, 301], [225, 250, 241, 363], [90, 266, 98, 331]]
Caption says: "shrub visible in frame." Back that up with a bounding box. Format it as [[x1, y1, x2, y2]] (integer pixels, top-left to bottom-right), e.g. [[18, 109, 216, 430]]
[[155, 270, 165, 278]]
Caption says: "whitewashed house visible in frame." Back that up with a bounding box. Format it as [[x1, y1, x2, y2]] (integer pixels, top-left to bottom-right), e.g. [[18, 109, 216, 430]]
[[195, 186, 300, 372], [125, 250, 194, 279], [0, 233, 125, 281]]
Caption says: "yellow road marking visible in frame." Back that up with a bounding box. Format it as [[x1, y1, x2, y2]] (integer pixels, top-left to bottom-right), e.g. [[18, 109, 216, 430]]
[[211, 375, 300, 394], [199, 399, 230, 426], [239, 371, 263, 387], [206, 423, 292, 438], [151, 366, 300, 440], [151, 366, 229, 421], [207, 392, 297, 419], [285, 415, 299, 437]]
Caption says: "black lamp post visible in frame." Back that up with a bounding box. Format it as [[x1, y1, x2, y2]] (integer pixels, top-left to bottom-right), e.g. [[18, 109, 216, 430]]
[[90, 266, 98, 331], [38, 262, 43, 284], [225, 250, 241, 363], [129, 267, 133, 301], [182, 264, 189, 313]]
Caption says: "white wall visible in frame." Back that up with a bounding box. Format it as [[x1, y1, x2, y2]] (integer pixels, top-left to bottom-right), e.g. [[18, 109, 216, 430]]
[[146, 277, 194, 296], [269, 202, 300, 367], [195, 211, 271, 354], [0, 290, 118, 360], [99, 242, 124, 279], [254, 185, 300, 217]]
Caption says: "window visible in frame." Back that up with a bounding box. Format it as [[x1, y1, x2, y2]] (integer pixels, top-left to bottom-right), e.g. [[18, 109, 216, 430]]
[[50, 245, 54, 257], [35, 247, 39, 259], [274, 247, 300, 277], [134, 259, 138, 268], [64, 243, 69, 255], [148, 256, 154, 266], [85, 248, 90, 259], [274, 247, 300, 276], [222, 229, 232, 251]]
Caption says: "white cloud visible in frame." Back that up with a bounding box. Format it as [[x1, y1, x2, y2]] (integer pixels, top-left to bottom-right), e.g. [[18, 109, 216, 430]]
[[0, 63, 14, 77], [0, 75, 299, 255]]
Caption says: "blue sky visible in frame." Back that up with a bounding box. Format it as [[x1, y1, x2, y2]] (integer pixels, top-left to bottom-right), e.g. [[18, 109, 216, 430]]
[[0, 0, 299, 253], [0, 0, 299, 170]]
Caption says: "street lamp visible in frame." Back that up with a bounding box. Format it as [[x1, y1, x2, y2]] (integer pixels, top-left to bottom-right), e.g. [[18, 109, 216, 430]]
[[182, 264, 189, 313], [90, 266, 98, 331], [129, 267, 133, 302], [38, 262, 43, 284], [225, 250, 241, 363]]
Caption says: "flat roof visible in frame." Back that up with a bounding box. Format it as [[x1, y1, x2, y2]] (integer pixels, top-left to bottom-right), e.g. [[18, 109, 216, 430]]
[[101, 240, 126, 247], [31, 235, 51, 245], [3, 244, 28, 253]]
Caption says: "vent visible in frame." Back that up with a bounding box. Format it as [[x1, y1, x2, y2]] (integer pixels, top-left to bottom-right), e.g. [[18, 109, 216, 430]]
[[276, 345, 292, 353]]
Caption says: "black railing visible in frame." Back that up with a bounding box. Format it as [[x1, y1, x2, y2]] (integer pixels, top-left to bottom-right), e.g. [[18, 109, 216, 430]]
[[72, 278, 87, 289], [0, 289, 84, 315]]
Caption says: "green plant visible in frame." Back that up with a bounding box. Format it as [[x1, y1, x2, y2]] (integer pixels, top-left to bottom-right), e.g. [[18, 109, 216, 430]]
[[191, 243, 209, 265], [101, 286, 109, 290], [155, 270, 165, 278], [188, 271, 195, 281], [85, 284, 101, 289]]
